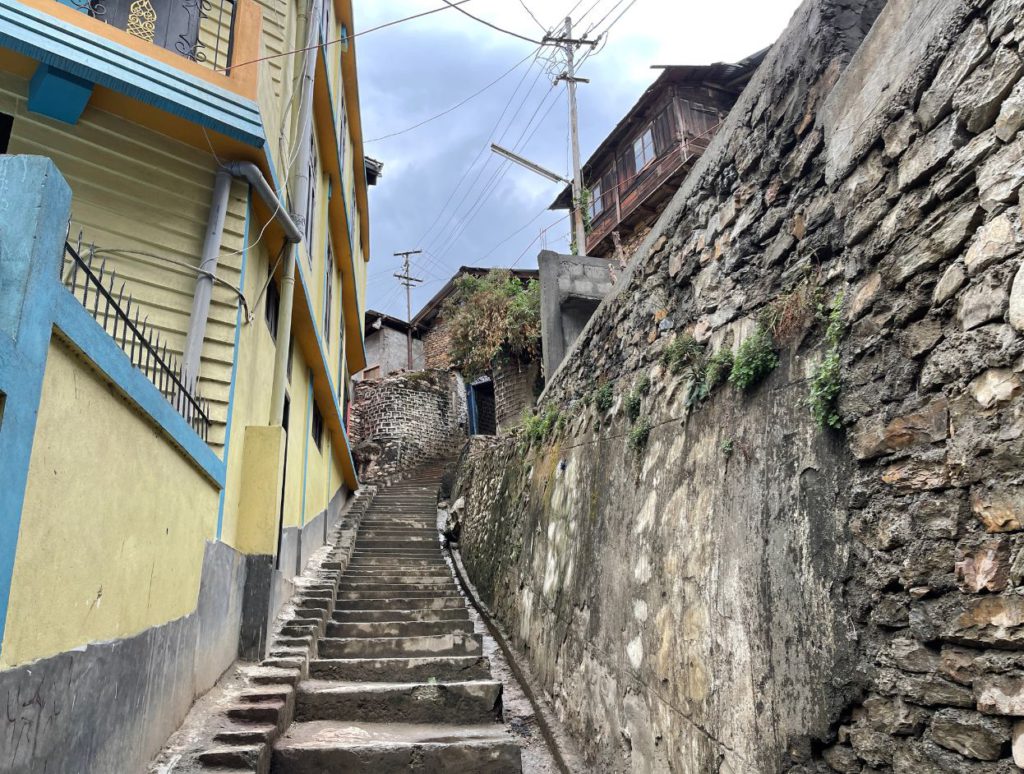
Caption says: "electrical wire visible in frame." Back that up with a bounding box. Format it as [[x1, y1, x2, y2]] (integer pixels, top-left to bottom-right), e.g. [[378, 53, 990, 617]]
[[366, 47, 539, 143], [518, 0, 547, 32], [416, 46, 547, 249], [583, 0, 627, 36], [436, 0, 544, 45], [220, 0, 475, 71]]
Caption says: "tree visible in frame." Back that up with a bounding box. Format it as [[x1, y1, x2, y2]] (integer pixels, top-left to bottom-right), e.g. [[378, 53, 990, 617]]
[[441, 269, 541, 381]]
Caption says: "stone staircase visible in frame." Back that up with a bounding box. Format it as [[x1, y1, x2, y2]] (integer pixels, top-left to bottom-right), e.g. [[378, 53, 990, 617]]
[[270, 466, 521, 772]]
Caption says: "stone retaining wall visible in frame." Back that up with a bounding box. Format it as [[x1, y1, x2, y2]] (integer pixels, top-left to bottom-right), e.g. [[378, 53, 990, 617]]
[[348, 370, 467, 480], [450, 0, 1024, 771]]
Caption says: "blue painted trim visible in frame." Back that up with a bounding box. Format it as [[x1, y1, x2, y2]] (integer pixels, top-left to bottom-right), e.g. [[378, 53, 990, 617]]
[[467, 385, 479, 435], [28, 63, 94, 124], [299, 370, 313, 527], [53, 293, 226, 486], [216, 192, 253, 539], [0, 0, 265, 146]]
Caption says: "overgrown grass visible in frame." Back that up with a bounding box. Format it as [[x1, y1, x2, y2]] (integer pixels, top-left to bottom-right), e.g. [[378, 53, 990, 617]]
[[808, 291, 845, 429]]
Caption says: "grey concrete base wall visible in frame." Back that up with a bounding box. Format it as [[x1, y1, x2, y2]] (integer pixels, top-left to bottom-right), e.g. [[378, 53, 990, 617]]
[[0, 540, 246, 774]]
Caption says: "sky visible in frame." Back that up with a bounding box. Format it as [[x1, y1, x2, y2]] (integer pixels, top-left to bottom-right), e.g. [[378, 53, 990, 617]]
[[353, 0, 804, 319]]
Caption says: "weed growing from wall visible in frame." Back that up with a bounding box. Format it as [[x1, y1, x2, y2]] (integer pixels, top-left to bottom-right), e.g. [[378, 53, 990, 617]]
[[624, 374, 652, 423], [728, 325, 779, 391], [721, 438, 734, 458], [703, 348, 734, 394], [628, 416, 652, 453], [595, 383, 615, 413], [522, 403, 561, 446], [661, 334, 704, 375], [808, 291, 845, 429]]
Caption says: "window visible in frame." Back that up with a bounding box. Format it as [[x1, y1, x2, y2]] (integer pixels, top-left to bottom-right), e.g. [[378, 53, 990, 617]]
[[324, 245, 333, 346], [633, 127, 655, 171], [0, 112, 11, 154], [311, 401, 324, 450], [589, 181, 604, 220], [265, 274, 280, 340]]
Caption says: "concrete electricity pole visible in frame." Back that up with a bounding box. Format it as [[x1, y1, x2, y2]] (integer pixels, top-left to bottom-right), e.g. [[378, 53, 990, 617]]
[[545, 17, 597, 255], [393, 250, 423, 371]]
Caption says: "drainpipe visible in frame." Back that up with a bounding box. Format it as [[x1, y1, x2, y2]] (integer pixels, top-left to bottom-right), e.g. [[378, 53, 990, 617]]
[[223, 161, 303, 426], [182, 168, 232, 391], [271, 0, 322, 426], [180, 162, 301, 407]]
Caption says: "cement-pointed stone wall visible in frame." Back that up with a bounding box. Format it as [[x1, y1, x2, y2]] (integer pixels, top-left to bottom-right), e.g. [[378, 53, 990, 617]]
[[450, 0, 1024, 770]]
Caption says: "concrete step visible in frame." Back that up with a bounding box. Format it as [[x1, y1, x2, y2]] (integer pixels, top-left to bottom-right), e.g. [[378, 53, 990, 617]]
[[332, 608, 470, 623], [337, 588, 460, 600], [310, 655, 490, 683], [334, 596, 465, 611], [327, 619, 474, 639], [355, 538, 439, 549], [347, 556, 446, 566], [272, 720, 522, 773], [341, 571, 453, 583], [319, 632, 482, 659], [295, 679, 503, 724]]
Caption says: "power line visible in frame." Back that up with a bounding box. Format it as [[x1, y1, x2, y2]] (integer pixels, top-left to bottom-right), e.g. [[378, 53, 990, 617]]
[[437, 0, 544, 45], [584, 0, 627, 35], [366, 48, 539, 143], [592, 0, 640, 38], [219, 0, 475, 71], [420, 50, 549, 251]]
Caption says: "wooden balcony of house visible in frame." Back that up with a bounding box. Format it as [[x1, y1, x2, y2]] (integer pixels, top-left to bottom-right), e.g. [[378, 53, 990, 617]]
[[586, 125, 719, 256]]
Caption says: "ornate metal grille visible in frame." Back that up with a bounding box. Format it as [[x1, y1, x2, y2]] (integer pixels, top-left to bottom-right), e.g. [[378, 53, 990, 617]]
[[71, 0, 236, 73], [62, 242, 212, 442]]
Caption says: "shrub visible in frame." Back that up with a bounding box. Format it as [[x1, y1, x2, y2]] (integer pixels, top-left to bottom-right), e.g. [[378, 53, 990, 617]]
[[628, 416, 652, 453], [808, 292, 845, 429], [442, 269, 541, 381], [594, 383, 615, 413], [728, 325, 779, 391]]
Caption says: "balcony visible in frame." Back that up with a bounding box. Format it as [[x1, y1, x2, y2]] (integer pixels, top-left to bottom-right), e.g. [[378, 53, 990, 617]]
[[63, 0, 237, 73]]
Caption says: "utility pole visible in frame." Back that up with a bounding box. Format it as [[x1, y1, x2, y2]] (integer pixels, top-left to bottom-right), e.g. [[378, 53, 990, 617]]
[[393, 250, 423, 371], [545, 17, 597, 256]]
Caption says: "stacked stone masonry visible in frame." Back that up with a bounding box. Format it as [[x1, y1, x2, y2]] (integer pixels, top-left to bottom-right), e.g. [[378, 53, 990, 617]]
[[492, 358, 541, 432], [348, 370, 467, 481], [449, 0, 1024, 772]]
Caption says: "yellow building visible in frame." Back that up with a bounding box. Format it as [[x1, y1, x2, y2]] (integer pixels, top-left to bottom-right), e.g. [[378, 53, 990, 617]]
[[0, 0, 373, 769]]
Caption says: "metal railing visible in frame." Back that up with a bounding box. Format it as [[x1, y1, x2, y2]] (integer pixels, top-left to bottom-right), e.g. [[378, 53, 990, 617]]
[[62, 242, 212, 441], [65, 0, 236, 73]]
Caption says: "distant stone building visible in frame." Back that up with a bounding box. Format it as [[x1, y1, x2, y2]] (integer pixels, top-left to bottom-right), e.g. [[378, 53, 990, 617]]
[[359, 310, 424, 380], [412, 267, 540, 433]]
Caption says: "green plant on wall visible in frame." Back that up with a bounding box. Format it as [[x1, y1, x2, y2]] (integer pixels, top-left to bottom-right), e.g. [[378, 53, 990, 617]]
[[522, 403, 561, 446], [629, 416, 652, 453], [728, 324, 779, 391], [808, 291, 845, 429], [624, 374, 651, 423], [662, 334, 704, 376], [703, 348, 734, 394], [594, 382, 615, 413]]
